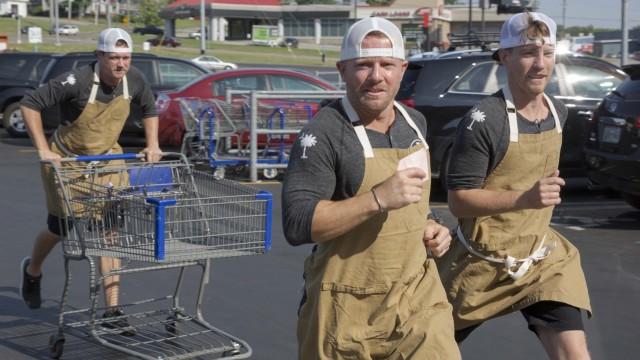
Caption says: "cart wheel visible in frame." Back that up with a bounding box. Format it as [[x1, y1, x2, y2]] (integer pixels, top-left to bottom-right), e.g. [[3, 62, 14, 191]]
[[262, 168, 278, 180], [49, 335, 64, 359], [165, 315, 178, 336], [222, 341, 241, 356], [213, 167, 226, 180]]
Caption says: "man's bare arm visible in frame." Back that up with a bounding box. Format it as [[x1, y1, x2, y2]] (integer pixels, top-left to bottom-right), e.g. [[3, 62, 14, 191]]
[[21, 106, 60, 162], [311, 167, 427, 243], [448, 170, 565, 218]]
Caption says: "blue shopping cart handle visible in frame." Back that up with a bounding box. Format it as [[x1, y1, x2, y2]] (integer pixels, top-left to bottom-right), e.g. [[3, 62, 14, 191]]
[[64, 153, 145, 162]]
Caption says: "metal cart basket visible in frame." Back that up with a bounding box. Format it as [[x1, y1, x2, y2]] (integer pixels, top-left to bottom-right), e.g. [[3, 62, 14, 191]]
[[46, 152, 272, 359]]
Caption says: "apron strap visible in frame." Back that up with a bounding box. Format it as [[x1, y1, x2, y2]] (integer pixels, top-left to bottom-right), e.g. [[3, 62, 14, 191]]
[[88, 64, 130, 104], [455, 226, 556, 280], [543, 93, 562, 133], [123, 75, 129, 100], [394, 101, 429, 150], [341, 97, 426, 159], [502, 85, 561, 143], [88, 64, 100, 104]]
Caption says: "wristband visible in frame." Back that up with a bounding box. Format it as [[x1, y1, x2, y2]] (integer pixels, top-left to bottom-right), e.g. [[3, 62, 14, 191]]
[[371, 186, 386, 213]]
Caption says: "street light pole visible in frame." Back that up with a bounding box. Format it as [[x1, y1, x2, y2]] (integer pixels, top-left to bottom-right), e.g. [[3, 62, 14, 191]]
[[55, 0, 61, 46], [621, 0, 628, 66], [107, 0, 112, 28], [468, 0, 472, 34], [200, 0, 205, 54], [16, 15, 21, 44], [562, 0, 566, 37], [354, 0, 357, 22]]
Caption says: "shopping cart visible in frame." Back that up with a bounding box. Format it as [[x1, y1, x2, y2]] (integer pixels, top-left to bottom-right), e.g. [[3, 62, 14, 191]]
[[45, 152, 272, 359]]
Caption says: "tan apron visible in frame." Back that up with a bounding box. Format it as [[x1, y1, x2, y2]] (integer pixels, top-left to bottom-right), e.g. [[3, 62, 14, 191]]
[[41, 65, 131, 218], [297, 99, 460, 360], [437, 86, 591, 331]]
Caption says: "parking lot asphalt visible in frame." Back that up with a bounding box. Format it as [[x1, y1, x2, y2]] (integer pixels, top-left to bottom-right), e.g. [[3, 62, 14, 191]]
[[0, 133, 638, 359]]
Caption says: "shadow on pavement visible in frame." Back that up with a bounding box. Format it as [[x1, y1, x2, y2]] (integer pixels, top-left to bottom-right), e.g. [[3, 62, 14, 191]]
[[0, 286, 138, 359]]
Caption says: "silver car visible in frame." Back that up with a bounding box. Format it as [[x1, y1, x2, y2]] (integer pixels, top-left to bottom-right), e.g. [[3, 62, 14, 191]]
[[191, 55, 237, 71]]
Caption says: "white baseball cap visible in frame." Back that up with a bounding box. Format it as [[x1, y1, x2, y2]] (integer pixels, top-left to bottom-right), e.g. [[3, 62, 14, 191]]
[[493, 12, 557, 61], [97, 28, 133, 53], [340, 17, 405, 61]]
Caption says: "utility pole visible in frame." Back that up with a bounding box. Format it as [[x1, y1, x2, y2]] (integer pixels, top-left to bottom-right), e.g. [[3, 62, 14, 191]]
[[621, 0, 628, 66]]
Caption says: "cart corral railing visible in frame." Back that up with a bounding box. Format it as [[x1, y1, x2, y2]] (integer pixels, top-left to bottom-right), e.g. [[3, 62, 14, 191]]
[[239, 90, 345, 182], [174, 89, 347, 181]]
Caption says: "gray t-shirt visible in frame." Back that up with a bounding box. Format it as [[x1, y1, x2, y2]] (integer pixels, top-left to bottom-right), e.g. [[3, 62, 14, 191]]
[[447, 90, 568, 190], [21, 62, 157, 124], [282, 100, 427, 246]]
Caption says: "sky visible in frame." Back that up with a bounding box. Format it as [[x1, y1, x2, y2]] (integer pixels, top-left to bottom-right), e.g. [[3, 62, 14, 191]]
[[466, 0, 640, 30], [536, 0, 640, 29]]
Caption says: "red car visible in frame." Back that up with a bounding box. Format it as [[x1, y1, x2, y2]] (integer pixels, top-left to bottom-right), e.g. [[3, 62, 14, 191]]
[[155, 68, 337, 146]]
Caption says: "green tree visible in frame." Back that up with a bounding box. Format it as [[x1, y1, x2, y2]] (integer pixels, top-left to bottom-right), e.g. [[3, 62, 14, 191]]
[[139, 0, 168, 26], [445, 0, 459, 4]]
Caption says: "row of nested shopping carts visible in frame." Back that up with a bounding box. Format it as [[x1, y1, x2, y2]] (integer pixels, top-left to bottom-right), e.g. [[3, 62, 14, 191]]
[[177, 96, 317, 180], [46, 152, 272, 359]]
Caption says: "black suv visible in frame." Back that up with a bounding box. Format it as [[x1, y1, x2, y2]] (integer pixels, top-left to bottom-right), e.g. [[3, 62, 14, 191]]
[[396, 51, 627, 188], [0, 52, 208, 142], [133, 25, 164, 36], [585, 64, 640, 209]]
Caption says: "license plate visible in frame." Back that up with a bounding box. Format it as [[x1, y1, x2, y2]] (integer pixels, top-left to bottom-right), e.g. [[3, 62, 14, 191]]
[[601, 126, 621, 144]]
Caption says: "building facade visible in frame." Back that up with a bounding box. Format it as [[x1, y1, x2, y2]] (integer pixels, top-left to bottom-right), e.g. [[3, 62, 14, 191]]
[[158, 0, 513, 50]]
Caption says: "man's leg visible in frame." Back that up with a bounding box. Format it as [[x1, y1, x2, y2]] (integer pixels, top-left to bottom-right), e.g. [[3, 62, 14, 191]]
[[522, 301, 590, 360], [21, 229, 60, 309], [98, 228, 135, 336], [536, 328, 590, 360], [99, 256, 120, 307], [27, 229, 61, 276]]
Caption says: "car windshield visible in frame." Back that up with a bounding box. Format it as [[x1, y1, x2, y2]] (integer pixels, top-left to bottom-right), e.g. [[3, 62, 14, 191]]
[[450, 61, 561, 95]]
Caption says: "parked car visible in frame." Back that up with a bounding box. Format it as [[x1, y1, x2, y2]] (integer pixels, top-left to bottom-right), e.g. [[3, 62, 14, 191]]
[[154, 68, 337, 146], [279, 37, 299, 48], [49, 24, 79, 35], [191, 55, 237, 71], [0, 53, 55, 137], [148, 36, 181, 47], [585, 64, 640, 209], [188, 31, 202, 39], [133, 25, 164, 36], [0, 52, 208, 142], [396, 51, 627, 189]]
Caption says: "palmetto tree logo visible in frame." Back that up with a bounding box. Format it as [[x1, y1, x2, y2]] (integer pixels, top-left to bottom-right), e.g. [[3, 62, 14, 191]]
[[61, 74, 76, 86], [299, 133, 317, 159], [467, 108, 486, 130]]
